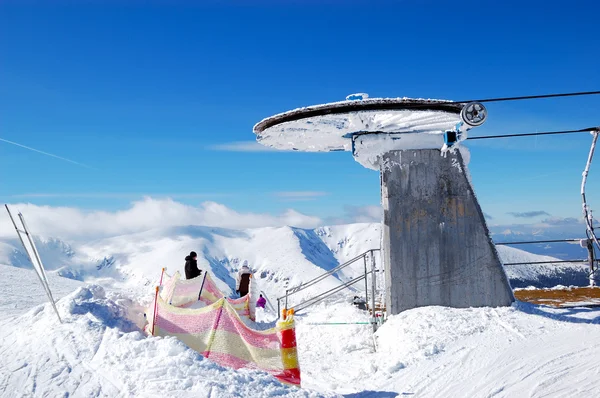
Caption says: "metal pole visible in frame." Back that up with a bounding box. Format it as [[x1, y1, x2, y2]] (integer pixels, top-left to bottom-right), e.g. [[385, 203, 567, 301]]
[[18, 212, 62, 323], [197, 271, 208, 300], [370, 250, 377, 332], [363, 254, 369, 308], [587, 240, 596, 287], [4, 205, 62, 323], [277, 298, 281, 319], [581, 131, 600, 252], [18, 213, 52, 290], [19, 213, 59, 308]]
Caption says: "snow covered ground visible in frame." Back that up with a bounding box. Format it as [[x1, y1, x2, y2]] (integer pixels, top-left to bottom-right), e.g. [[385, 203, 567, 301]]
[[1, 222, 599, 397], [297, 299, 600, 397], [0, 265, 334, 398]]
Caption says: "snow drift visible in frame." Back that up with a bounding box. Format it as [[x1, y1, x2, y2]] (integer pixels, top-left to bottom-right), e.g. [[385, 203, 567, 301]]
[[0, 267, 331, 397]]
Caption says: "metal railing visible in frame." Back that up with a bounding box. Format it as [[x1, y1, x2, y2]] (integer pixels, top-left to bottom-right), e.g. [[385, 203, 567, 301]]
[[277, 249, 380, 317], [293, 269, 377, 314], [494, 238, 597, 270], [275, 237, 596, 318]]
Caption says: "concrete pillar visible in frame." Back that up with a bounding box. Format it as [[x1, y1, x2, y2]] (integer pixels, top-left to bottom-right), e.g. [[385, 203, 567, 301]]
[[381, 149, 514, 315]]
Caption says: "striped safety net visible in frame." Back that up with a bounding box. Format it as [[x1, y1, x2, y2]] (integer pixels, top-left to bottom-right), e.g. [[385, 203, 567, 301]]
[[148, 269, 300, 386], [161, 271, 252, 319]]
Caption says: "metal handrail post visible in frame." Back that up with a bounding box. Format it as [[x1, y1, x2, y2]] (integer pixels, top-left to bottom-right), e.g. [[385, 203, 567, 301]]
[[277, 298, 281, 319], [363, 254, 368, 306], [370, 250, 377, 332]]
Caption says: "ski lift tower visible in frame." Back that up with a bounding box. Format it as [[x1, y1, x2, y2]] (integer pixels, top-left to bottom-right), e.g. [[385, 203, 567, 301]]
[[253, 94, 514, 315]]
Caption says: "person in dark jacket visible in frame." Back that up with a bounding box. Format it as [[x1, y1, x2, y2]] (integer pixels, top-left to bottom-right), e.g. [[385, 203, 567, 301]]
[[184, 251, 201, 280], [235, 261, 252, 297]]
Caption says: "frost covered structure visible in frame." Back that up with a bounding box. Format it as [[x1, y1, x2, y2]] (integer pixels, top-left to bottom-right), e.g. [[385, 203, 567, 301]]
[[381, 149, 515, 313], [147, 271, 301, 386], [253, 96, 515, 316]]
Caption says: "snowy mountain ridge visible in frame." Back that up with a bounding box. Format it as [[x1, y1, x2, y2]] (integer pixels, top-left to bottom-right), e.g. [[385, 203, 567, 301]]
[[0, 222, 589, 303]]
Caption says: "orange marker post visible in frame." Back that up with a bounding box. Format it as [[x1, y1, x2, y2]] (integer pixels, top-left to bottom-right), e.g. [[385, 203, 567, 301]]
[[276, 314, 301, 386], [151, 286, 159, 336]]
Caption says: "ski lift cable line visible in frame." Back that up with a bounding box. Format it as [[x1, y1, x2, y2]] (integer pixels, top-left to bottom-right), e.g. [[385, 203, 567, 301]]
[[503, 259, 596, 266], [495, 239, 585, 245], [467, 127, 599, 141], [456, 90, 600, 104]]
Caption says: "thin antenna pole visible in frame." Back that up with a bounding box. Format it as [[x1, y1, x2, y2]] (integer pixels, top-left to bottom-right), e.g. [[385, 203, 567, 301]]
[[19, 213, 53, 295], [363, 254, 369, 307], [4, 205, 62, 323], [17, 211, 62, 323]]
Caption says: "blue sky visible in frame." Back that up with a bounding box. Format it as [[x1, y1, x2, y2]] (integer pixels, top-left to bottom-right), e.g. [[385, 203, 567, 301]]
[[1, 0, 599, 226]]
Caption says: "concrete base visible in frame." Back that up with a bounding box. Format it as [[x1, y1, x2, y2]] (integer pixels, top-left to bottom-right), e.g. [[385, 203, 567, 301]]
[[381, 149, 514, 315]]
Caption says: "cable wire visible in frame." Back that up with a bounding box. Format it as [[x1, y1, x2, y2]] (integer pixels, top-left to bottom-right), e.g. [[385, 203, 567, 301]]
[[457, 90, 600, 104], [467, 127, 599, 141]]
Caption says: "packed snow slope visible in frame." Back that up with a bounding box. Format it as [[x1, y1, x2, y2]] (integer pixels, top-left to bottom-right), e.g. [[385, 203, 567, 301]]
[[0, 221, 599, 397], [296, 298, 600, 397], [3, 263, 600, 398], [0, 264, 334, 398]]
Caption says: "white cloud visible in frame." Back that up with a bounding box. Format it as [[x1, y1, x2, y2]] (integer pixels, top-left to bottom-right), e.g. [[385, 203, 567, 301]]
[[207, 141, 286, 152], [325, 205, 382, 224], [273, 191, 329, 201], [8, 193, 230, 199], [488, 216, 585, 238], [1, 198, 323, 240]]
